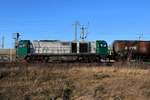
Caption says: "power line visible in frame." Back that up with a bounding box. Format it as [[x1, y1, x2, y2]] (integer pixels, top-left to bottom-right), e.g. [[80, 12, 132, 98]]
[[80, 23, 89, 41], [137, 33, 144, 40]]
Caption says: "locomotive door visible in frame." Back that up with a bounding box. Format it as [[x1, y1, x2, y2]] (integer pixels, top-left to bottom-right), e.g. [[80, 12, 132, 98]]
[[72, 43, 77, 53], [79, 43, 88, 53]]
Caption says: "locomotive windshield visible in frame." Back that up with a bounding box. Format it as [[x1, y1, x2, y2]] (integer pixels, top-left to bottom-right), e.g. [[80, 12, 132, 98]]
[[18, 43, 26, 48], [99, 43, 107, 48], [18, 40, 31, 48], [16, 40, 31, 58], [96, 40, 108, 57]]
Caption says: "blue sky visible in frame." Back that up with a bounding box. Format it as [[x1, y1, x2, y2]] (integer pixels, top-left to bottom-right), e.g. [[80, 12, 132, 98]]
[[0, 0, 150, 48]]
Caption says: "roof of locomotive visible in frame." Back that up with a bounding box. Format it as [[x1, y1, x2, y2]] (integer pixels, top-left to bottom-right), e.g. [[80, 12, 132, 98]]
[[32, 40, 97, 43], [39, 40, 60, 42]]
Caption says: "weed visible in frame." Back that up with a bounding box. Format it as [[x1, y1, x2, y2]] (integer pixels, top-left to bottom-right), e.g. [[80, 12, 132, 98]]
[[94, 72, 110, 80]]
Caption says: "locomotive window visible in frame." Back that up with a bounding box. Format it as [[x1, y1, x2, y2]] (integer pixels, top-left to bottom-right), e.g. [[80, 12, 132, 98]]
[[23, 44, 26, 47], [18, 43, 27, 48], [62, 42, 70, 45], [103, 44, 107, 47], [19, 44, 23, 48], [30, 44, 33, 48], [99, 44, 103, 47]]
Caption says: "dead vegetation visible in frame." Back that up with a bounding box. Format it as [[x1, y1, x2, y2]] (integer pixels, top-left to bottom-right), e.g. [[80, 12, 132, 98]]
[[0, 64, 150, 100]]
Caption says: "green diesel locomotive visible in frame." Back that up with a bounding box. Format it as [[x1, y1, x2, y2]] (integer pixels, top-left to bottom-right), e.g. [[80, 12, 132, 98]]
[[16, 40, 108, 63]]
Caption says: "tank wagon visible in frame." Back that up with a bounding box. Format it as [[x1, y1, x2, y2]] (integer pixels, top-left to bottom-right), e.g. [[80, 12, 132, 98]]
[[16, 40, 108, 62], [113, 40, 150, 60]]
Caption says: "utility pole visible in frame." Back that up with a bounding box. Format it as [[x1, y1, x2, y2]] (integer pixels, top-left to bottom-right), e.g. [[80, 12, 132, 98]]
[[73, 21, 80, 41], [2, 35, 4, 48], [13, 33, 20, 48]]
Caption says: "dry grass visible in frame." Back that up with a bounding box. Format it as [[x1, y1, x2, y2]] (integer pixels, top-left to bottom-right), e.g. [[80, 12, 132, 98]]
[[0, 64, 150, 100]]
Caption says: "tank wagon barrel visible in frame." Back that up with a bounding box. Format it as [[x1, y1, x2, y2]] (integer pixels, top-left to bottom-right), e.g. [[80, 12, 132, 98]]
[[0, 49, 16, 55], [113, 40, 150, 60], [0, 49, 16, 62]]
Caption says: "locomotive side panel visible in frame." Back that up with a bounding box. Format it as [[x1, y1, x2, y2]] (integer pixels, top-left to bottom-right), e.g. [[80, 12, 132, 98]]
[[32, 40, 72, 54], [32, 40, 96, 55], [90, 41, 96, 53]]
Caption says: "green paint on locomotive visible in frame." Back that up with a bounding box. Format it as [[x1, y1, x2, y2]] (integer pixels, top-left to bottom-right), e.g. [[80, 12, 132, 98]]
[[16, 40, 30, 59], [96, 40, 108, 58]]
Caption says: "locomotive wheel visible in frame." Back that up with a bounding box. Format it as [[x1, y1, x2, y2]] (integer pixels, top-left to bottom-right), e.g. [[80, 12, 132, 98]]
[[25, 56, 31, 63], [42, 57, 49, 63]]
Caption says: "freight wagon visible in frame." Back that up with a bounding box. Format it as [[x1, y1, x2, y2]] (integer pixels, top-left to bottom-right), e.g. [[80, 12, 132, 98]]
[[113, 40, 150, 61], [0, 49, 16, 62]]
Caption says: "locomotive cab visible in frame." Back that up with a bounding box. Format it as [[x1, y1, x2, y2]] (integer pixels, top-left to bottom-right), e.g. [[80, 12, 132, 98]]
[[96, 40, 108, 58], [16, 40, 31, 59]]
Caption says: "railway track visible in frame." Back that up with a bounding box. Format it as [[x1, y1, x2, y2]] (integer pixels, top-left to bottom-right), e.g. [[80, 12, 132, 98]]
[[0, 60, 150, 69], [0, 62, 110, 67]]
